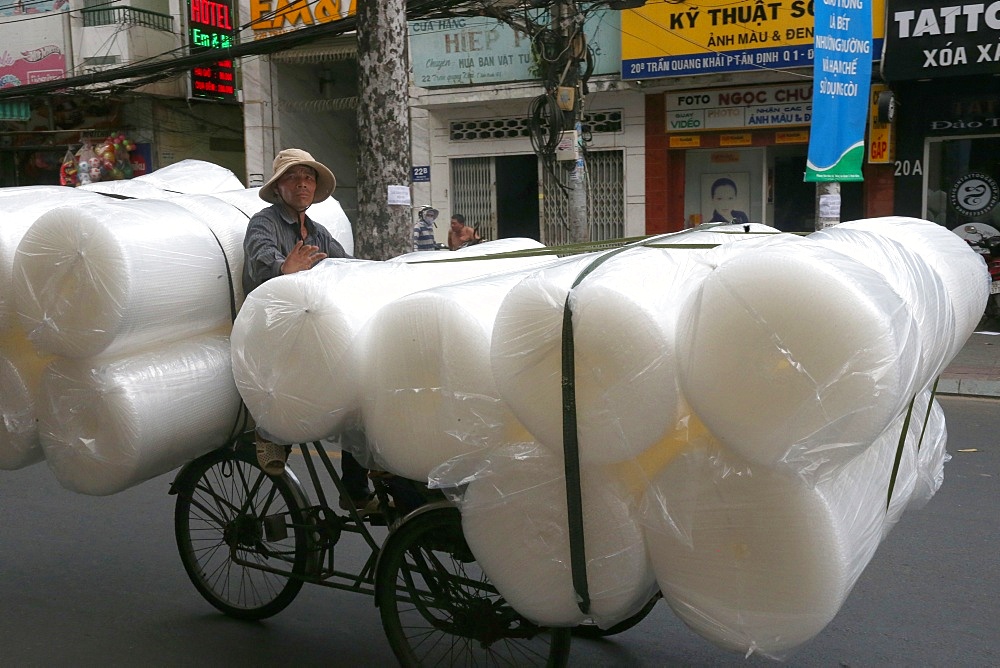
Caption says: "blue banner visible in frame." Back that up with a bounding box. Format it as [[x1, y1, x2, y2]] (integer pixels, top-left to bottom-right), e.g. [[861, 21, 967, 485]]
[[805, 0, 873, 182]]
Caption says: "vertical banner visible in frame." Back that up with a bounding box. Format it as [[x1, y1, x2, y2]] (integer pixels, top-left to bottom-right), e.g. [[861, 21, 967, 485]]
[[805, 0, 873, 182]]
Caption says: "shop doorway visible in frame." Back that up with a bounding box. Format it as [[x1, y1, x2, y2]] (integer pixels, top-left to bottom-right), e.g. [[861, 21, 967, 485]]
[[926, 135, 1000, 230], [496, 154, 539, 241]]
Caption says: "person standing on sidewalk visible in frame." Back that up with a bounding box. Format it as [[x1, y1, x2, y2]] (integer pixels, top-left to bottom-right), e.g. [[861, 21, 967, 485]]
[[413, 206, 438, 251], [242, 148, 375, 512]]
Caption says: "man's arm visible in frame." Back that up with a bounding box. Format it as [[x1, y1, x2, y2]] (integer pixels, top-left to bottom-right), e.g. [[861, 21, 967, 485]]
[[243, 214, 287, 294]]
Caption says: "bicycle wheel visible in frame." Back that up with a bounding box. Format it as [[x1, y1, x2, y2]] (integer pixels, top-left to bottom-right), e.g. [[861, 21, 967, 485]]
[[571, 592, 661, 639], [376, 504, 571, 667], [173, 447, 309, 620]]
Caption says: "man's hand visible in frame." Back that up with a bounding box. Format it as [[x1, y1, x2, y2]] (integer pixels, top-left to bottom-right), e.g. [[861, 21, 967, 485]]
[[281, 240, 328, 274]]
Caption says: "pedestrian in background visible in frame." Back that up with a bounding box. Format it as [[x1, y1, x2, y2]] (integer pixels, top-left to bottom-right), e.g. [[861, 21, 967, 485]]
[[413, 206, 438, 251], [447, 213, 481, 250]]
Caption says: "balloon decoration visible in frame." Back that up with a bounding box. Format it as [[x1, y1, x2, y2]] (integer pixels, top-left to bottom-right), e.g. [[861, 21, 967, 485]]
[[60, 133, 137, 187]]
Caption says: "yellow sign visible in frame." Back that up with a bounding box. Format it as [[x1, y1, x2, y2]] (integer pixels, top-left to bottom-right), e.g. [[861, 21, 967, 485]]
[[622, 0, 884, 80], [867, 84, 894, 164], [670, 135, 701, 148], [250, 0, 356, 37], [719, 133, 752, 147], [776, 130, 809, 144]]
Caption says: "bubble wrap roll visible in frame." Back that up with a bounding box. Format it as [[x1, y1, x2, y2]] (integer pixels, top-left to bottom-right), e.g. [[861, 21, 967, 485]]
[[39, 334, 241, 496], [0, 186, 109, 330], [676, 238, 920, 477], [360, 270, 533, 481], [14, 198, 233, 358], [642, 421, 910, 657], [492, 247, 713, 464], [836, 217, 989, 360], [459, 446, 656, 628], [131, 158, 244, 193]]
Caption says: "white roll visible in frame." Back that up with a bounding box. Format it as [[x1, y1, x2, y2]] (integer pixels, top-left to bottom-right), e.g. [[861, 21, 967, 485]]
[[0, 331, 52, 470], [131, 158, 244, 193], [460, 446, 656, 628], [811, 225, 955, 385], [79, 179, 179, 200], [492, 247, 713, 464], [233, 252, 558, 445], [14, 198, 233, 358], [360, 270, 533, 481], [39, 334, 241, 496], [390, 237, 547, 264], [161, 193, 251, 309], [642, 427, 903, 656], [0, 186, 109, 330], [676, 238, 920, 477], [836, 217, 989, 360]]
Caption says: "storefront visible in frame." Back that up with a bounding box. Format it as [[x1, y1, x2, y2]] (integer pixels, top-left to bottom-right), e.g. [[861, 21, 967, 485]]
[[884, 0, 1000, 230], [625, 0, 893, 234]]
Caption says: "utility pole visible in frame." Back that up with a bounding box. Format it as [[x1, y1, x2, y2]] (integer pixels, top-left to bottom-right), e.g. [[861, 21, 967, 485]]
[[553, 0, 588, 244], [355, 0, 411, 261]]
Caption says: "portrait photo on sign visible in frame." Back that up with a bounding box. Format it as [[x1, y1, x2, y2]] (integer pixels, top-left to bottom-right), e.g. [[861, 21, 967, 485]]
[[703, 172, 750, 224]]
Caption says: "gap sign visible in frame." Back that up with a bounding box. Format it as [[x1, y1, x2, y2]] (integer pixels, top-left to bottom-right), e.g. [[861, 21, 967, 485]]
[[188, 0, 237, 100]]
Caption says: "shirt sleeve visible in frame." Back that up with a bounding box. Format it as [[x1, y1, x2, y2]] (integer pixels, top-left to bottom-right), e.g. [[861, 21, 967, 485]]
[[242, 213, 286, 294]]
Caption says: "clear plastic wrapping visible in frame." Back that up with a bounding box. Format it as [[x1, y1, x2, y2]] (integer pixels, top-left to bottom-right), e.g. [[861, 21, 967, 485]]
[[0, 186, 109, 330], [38, 333, 241, 496], [231, 240, 556, 445], [13, 198, 235, 358], [0, 329, 52, 470]]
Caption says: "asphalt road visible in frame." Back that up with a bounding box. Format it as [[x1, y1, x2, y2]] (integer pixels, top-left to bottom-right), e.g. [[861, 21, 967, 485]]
[[1, 395, 997, 666]]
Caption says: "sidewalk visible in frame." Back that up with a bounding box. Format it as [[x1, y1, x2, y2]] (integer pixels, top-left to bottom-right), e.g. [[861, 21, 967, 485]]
[[938, 329, 1000, 398]]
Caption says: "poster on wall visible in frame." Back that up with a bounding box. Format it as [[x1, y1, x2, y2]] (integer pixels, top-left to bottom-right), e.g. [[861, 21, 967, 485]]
[[702, 173, 750, 224], [0, 2, 68, 89]]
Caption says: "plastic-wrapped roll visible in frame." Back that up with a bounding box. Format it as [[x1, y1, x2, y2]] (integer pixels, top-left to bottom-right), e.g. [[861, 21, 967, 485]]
[[460, 446, 656, 628], [38, 334, 241, 496], [212, 187, 356, 257], [390, 237, 547, 264], [492, 247, 713, 464], [130, 158, 244, 194], [676, 238, 920, 477], [161, 193, 251, 309], [0, 186, 109, 330], [360, 270, 532, 481], [835, 217, 988, 360], [14, 198, 233, 359], [811, 225, 954, 385], [0, 331, 52, 470], [233, 253, 557, 445], [641, 425, 907, 656]]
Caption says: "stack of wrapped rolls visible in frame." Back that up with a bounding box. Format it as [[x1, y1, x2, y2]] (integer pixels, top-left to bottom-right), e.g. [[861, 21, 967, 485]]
[[1, 160, 354, 491]]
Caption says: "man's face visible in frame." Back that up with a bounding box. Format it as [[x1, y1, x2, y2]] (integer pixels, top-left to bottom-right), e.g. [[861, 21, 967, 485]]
[[450, 218, 462, 232], [275, 165, 317, 211]]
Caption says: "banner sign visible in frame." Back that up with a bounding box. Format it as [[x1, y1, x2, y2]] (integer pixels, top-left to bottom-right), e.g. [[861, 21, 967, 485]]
[[665, 84, 813, 132], [409, 10, 619, 87], [882, 0, 1000, 80], [622, 0, 884, 79], [805, 0, 873, 182], [249, 0, 355, 40]]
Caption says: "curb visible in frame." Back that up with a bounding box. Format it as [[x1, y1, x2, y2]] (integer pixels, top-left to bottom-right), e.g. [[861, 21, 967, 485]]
[[936, 374, 1000, 399]]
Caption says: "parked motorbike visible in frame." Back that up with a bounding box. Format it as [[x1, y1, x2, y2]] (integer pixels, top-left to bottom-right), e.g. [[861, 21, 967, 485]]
[[953, 222, 1000, 325]]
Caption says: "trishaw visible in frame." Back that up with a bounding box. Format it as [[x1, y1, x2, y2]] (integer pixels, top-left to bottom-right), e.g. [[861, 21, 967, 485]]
[[169, 430, 578, 666]]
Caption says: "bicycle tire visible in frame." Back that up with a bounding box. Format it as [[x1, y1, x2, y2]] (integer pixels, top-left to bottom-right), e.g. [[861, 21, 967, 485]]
[[571, 591, 661, 639], [173, 447, 309, 620], [376, 504, 571, 667]]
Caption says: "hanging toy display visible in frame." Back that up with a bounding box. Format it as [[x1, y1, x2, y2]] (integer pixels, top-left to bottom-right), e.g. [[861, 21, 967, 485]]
[[69, 132, 138, 186]]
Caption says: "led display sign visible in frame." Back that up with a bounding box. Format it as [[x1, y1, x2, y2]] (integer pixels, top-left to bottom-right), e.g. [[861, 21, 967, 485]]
[[188, 0, 237, 100]]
